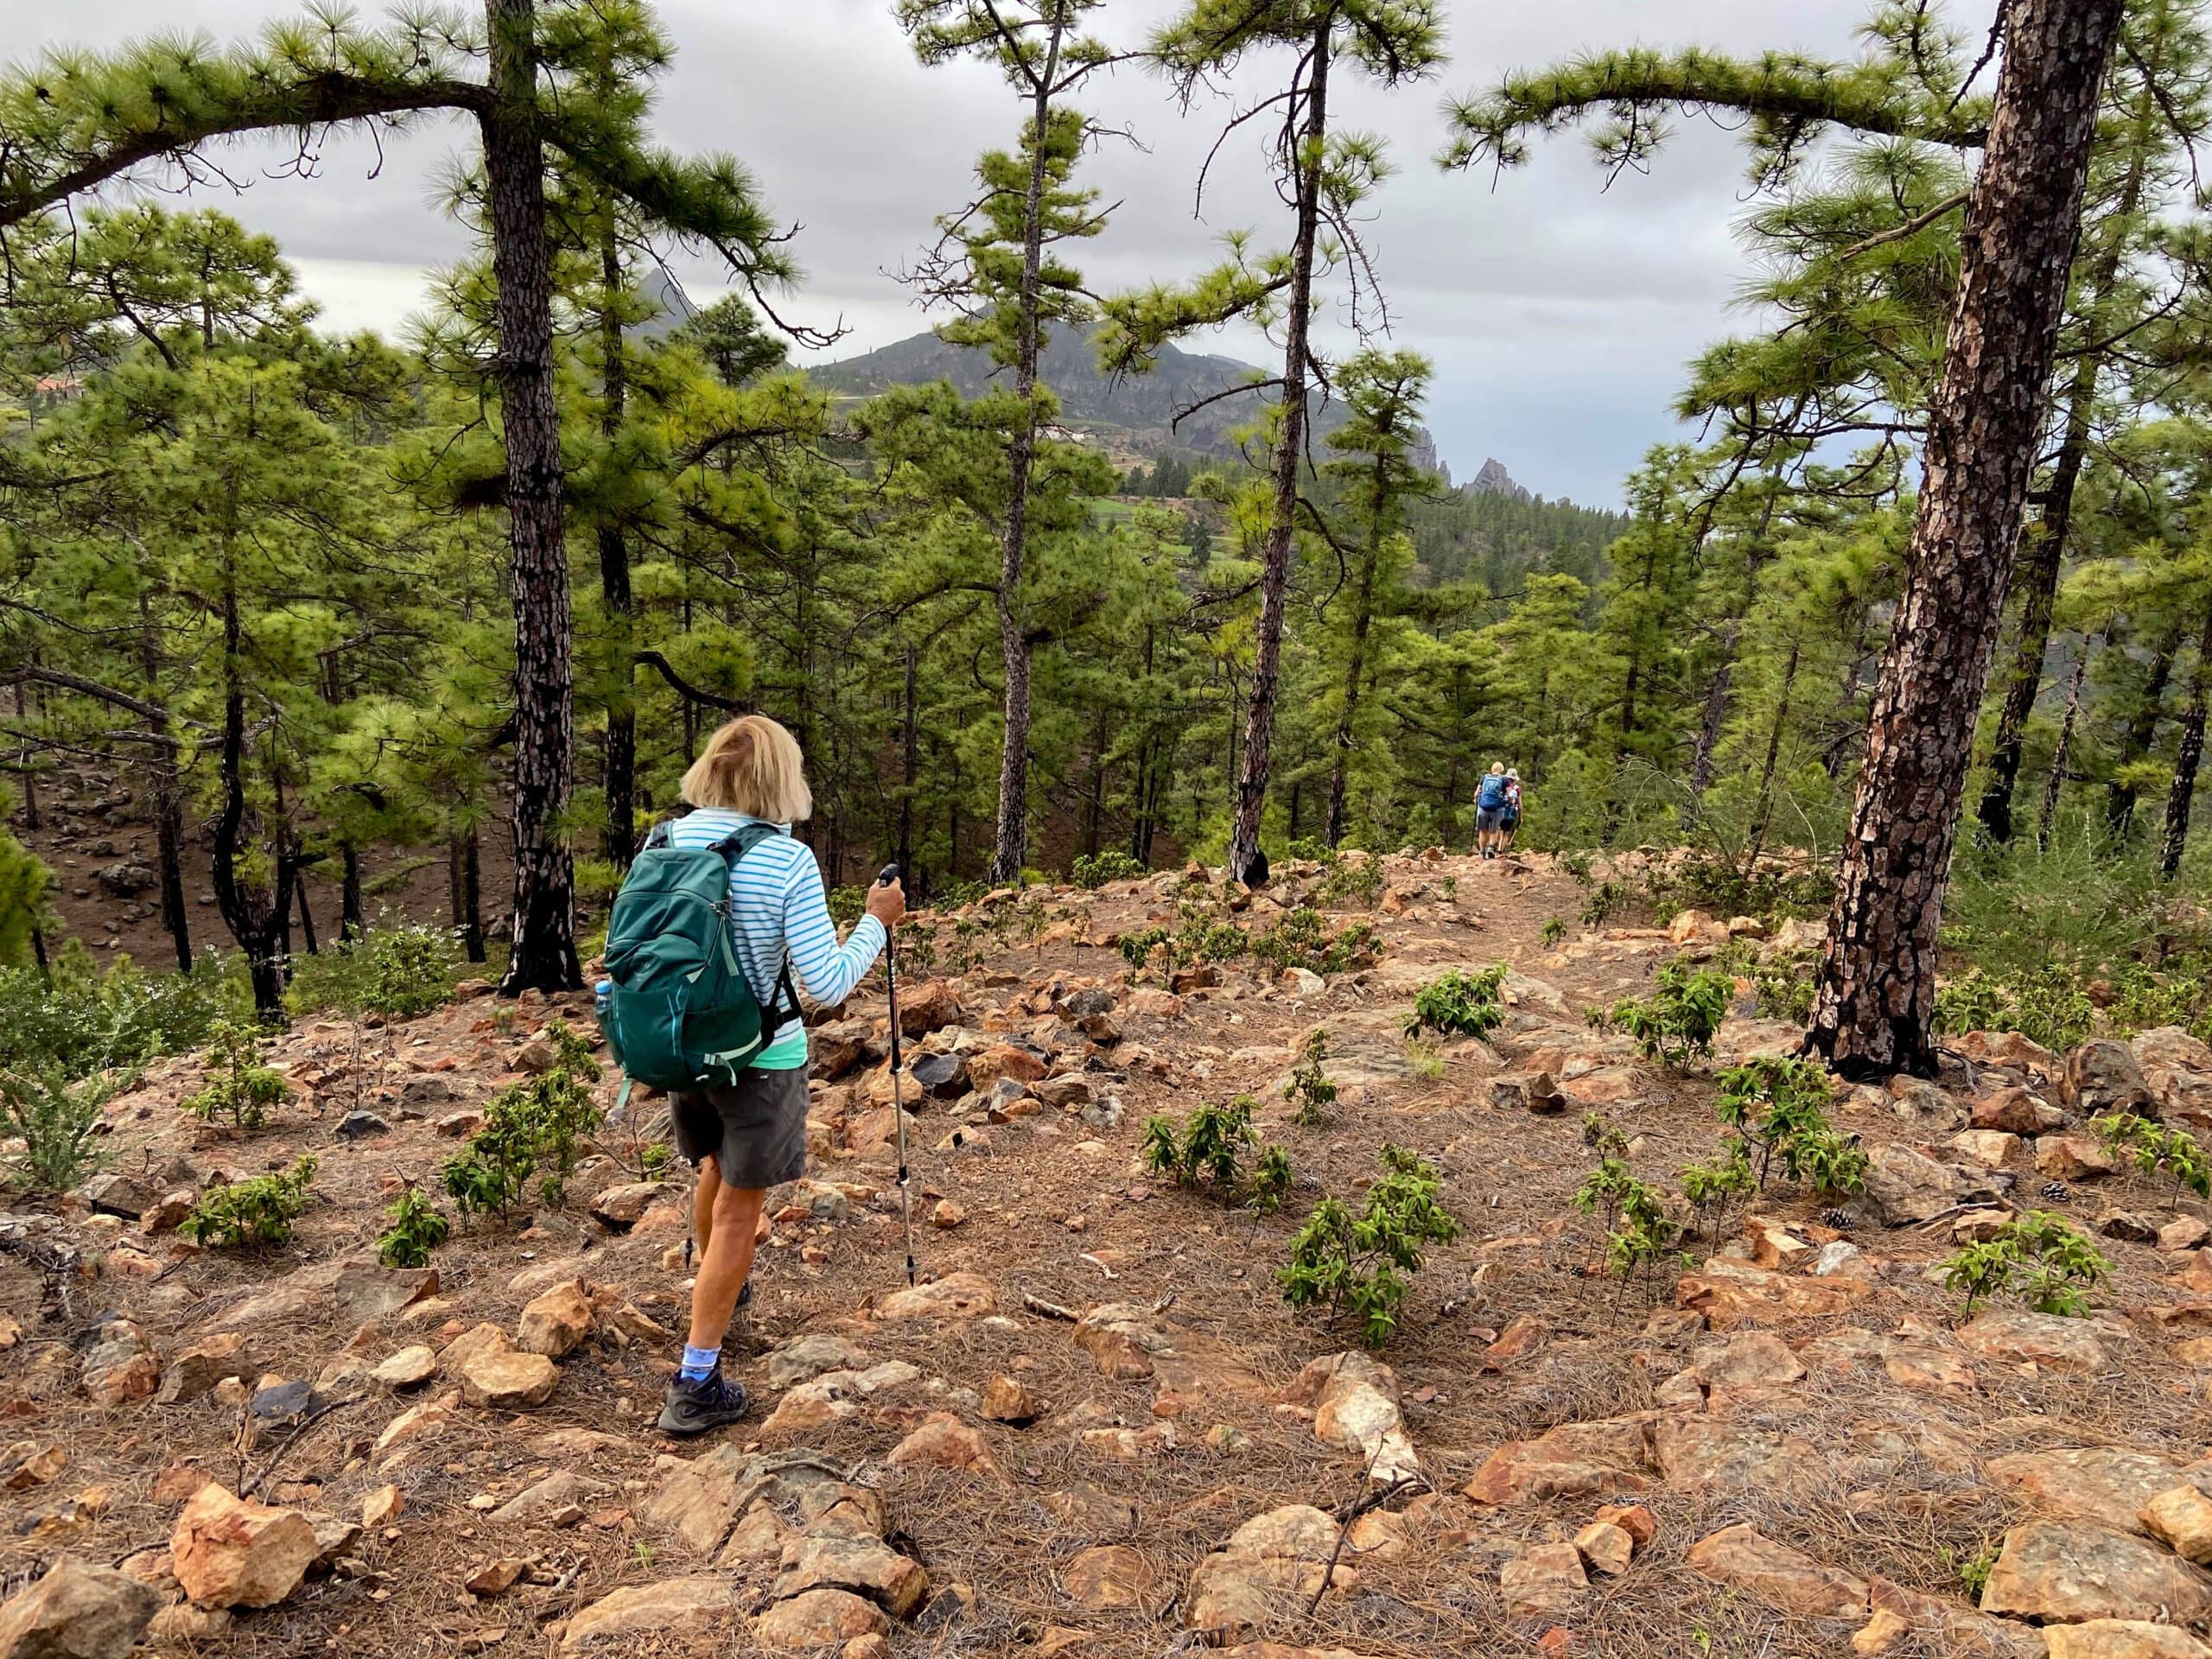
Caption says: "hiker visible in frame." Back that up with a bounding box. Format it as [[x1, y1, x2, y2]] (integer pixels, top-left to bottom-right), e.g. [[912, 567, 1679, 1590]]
[[1500, 768, 1524, 851], [647, 715, 903, 1435], [1474, 762, 1510, 858]]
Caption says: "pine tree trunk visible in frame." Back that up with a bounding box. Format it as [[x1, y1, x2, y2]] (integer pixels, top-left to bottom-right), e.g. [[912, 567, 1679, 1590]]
[[1325, 452, 1385, 849], [989, 48, 1065, 887], [899, 640, 918, 883], [2161, 609, 2212, 880], [1745, 635, 1802, 870], [295, 879, 319, 956], [210, 569, 288, 1020], [454, 827, 486, 963], [1977, 56, 2160, 843], [597, 225, 637, 868], [2037, 631, 2094, 851], [131, 607, 192, 973], [340, 843, 364, 944], [2107, 620, 2180, 836], [484, 0, 581, 995], [1807, 0, 2124, 1077], [11, 681, 35, 835], [1228, 20, 1331, 886], [1688, 617, 1740, 798]]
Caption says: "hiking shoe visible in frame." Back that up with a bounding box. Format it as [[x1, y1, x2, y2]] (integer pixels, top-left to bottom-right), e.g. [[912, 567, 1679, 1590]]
[[658, 1365, 748, 1436]]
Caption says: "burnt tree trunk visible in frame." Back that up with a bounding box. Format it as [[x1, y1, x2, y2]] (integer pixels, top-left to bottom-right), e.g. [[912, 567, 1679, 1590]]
[[1807, 0, 2124, 1077], [484, 0, 581, 995], [2161, 609, 2212, 880], [597, 224, 637, 869], [133, 606, 192, 973], [2106, 619, 2179, 837], [340, 844, 364, 944], [1976, 56, 2160, 843], [1228, 19, 1331, 887], [2037, 630, 2094, 851], [210, 571, 291, 1020], [1325, 443, 1386, 849], [450, 828, 487, 963]]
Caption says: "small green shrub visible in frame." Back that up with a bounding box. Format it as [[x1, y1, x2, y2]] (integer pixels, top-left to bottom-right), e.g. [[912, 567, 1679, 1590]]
[[376, 1185, 452, 1268], [1281, 1144, 1460, 1347], [182, 1020, 289, 1131], [442, 1023, 602, 1219], [1933, 965, 2096, 1052], [1541, 917, 1567, 948], [286, 923, 457, 1020], [0, 950, 229, 1083], [1679, 1136, 1755, 1236], [1713, 1057, 1867, 1197], [1580, 880, 1627, 927], [2094, 1112, 2212, 1205], [1118, 925, 1173, 972], [1940, 1211, 2110, 1317], [1312, 852, 1384, 910], [1252, 907, 1378, 975], [1608, 958, 1732, 1067], [2109, 959, 2212, 1044], [0, 1068, 119, 1192], [1404, 1039, 1445, 1083], [180, 1156, 317, 1248], [1574, 1155, 1682, 1290], [826, 885, 868, 927], [1284, 1029, 1339, 1125], [1072, 850, 1146, 888], [1403, 964, 1509, 1039], [1141, 1096, 1294, 1208]]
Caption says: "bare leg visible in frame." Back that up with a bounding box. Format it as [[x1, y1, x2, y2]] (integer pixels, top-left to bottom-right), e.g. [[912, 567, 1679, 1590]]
[[686, 1170, 765, 1351], [691, 1157, 718, 1265]]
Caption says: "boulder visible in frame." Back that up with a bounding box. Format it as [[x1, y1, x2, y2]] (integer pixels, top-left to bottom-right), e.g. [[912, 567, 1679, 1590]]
[[170, 1485, 320, 1609], [1865, 1143, 1961, 1225], [490, 1469, 612, 1526], [1073, 1304, 1174, 1381], [774, 1534, 927, 1619], [0, 1555, 162, 1659], [559, 1578, 738, 1654], [372, 1345, 437, 1389], [1654, 1416, 1815, 1496], [516, 1281, 594, 1359], [1184, 1506, 1351, 1642], [1676, 1258, 1870, 1326], [895, 978, 963, 1036], [0, 1444, 63, 1492], [589, 1182, 672, 1229], [156, 1333, 255, 1406], [2046, 1624, 2212, 1659], [885, 1414, 996, 1476], [1959, 1308, 2108, 1371], [1954, 1130, 2024, 1170], [458, 1348, 559, 1410], [1988, 1446, 2212, 1534], [1465, 1415, 1654, 1505], [1687, 1524, 1870, 1619], [2064, 1040, 2155, 1117], [875, 1273, 995, 1322], [981, 1376, 1037, 1424], [1972, 1088, 2050, 1136], [1493, 1071, 1567, 1115], [1061, 1544, 1155, 1611], [1981, 1522, 2212, 1625], [1500, 1542, 1586, 1619], [765, 1334, 873, 1390], [2038, 1135, 2120, 1181], [79, 1319, 157, 1408], [2135, 1028, 2212, 1122], [1574, 1520, 1634, 1577], [2143, 1485, 2212, 1565], [753, 1588, 887, 1649], [1305, 1353, 1418, 1484]]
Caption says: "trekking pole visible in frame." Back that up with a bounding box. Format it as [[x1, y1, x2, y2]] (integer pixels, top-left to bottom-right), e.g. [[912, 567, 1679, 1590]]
[[878, 863, 917, 1287]]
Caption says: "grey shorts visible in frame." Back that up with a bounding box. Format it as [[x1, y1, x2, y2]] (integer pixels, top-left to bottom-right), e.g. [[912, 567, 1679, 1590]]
[[1477, 806, 1504, 834], [671, 1066, 810, 1190]]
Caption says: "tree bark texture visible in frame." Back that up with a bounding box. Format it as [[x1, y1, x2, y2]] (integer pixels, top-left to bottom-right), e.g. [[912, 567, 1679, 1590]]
[[485, 0, 582, 995], [2037, 631, 2093, 851], [1807, 0, 2124, 1077], [1228, 21, 1331, 887], [597, 225, 637, 869], [2107, 620, 2180, 836], [2162, 609, 2212, 880]]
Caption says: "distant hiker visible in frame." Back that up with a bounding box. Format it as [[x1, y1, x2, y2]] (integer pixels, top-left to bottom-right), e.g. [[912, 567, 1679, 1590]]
[[1474, 762, 1510, 858], [603, 714, 902, 1436], [1501, 768, 1524, 851]]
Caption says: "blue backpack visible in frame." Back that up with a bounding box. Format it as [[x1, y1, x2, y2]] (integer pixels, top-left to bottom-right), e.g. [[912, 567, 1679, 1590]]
[[1478, 774, 1509, 810]]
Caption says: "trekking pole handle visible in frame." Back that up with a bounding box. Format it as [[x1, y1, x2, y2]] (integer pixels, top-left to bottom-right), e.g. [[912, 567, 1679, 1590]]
[[877, 863, 899, 887]]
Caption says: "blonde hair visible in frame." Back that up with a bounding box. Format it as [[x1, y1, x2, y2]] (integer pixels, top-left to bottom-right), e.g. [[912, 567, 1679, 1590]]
[[1490, 761, 1505, 775], [681, 715, 813, 823]]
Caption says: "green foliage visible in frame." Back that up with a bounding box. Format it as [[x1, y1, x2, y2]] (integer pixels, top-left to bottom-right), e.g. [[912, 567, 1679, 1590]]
[[376, 1185, 451, 1268], [1251, 907, 1378, 976], [1403, 1038, 1445, 1083], [0, 1067, 119, 1192], [2094, 1112, 2212, 1204], [286, 923, 455, 1020], [1141, 1096, 1293, 1208], [441, 1023, 602, 1219], [180, 1156, 317, 1249], [1713, 1057, 1866, 1197], [182, 1019, 289, 1131], [1933, 966, 2096, 1052], [1281, 1145, 1460, 1348], [1609, 958, 1732, 1067], [0, 951, 229, 1084], [1119, 925, 1173, 972], [1678, 1135, 1756, 1234], [1403, 963, 1508, 1039], [1311, 852, 1384, 910], [1940, 1211, 2111, 1318], [1072, 850, 1145, 888], [826, 886, 868, 928], [1574, 1155, 1682, 1289], [1541, 917, 1567, 948], [1283, 1029, 1338, 1125]]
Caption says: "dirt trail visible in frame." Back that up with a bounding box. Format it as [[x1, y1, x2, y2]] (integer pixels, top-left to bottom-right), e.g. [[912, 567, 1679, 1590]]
[[4, 849, 2211, 1659]]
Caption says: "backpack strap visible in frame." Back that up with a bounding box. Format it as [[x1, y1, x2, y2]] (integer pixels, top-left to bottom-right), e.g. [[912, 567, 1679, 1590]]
[[708, 823, 806, 1037], [642, 819, 676, 852]]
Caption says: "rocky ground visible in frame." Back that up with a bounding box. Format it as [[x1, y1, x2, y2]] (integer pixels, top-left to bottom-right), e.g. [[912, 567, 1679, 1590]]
[[5, 849, 2212, 1659]]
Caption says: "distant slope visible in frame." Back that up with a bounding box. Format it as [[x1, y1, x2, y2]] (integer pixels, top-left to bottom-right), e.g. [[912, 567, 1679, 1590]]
[[810, 327, 1444, 478]]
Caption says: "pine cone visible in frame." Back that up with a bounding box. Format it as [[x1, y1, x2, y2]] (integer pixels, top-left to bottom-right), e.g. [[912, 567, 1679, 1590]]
[[1818, 1207, 1853, 1231], [2040, 1179, 2072, 1204]]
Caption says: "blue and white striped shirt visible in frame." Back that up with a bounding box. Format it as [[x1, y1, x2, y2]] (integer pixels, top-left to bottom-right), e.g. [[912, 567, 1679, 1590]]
[[658, 809, 886, 1069]]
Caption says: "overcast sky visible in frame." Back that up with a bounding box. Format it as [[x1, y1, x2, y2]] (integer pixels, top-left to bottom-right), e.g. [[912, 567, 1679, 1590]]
[[16, 0, 1995, 505]]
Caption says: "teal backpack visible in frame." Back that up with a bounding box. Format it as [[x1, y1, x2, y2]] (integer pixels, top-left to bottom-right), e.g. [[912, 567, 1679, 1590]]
[[601, 821, 798, 1092]]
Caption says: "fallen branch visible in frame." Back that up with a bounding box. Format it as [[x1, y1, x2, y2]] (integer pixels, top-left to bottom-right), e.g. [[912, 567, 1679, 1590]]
[[1021, 1289, 1081, 1322]]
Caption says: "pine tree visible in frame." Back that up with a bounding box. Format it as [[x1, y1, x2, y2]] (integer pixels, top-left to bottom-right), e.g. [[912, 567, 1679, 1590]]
[[1098, 0, 1445, 884], [0, 0, 810, 993]]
